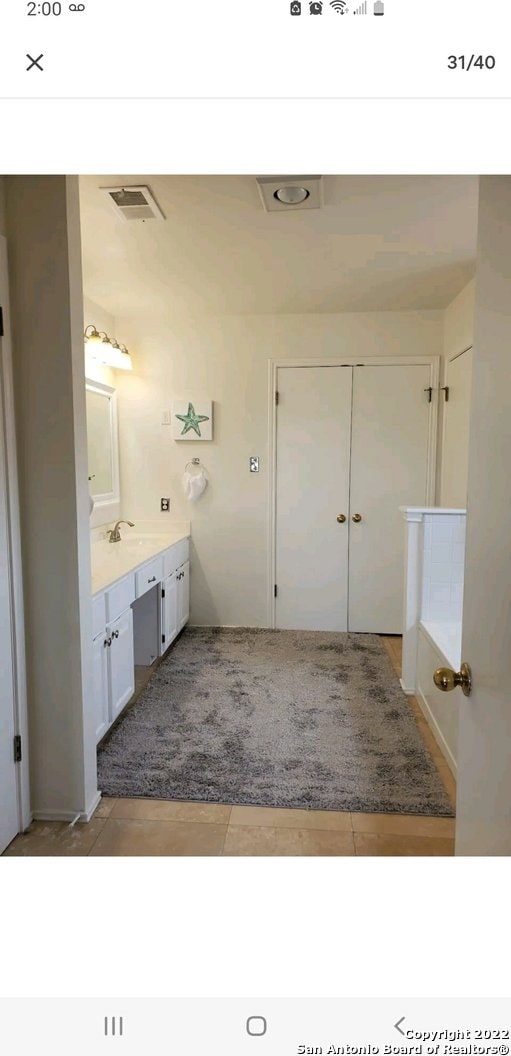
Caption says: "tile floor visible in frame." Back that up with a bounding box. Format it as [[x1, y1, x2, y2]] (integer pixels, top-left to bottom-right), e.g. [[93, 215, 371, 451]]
[[3, 637, 457, 857]]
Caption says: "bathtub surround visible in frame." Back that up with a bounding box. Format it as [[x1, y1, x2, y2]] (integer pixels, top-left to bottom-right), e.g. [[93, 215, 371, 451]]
[[97, 628, 453, 816], [400, 507, 466, 774]]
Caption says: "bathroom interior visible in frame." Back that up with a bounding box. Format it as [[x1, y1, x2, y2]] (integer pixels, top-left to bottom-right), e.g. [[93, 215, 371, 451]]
[[0, 174, 482, 855]]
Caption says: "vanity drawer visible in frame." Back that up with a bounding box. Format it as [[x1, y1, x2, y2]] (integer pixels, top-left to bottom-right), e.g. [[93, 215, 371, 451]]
[[163, 538, 190, 577], [136, 555, 164, 598], [92, 593, 106, 638], [105, 574, 136, 622]]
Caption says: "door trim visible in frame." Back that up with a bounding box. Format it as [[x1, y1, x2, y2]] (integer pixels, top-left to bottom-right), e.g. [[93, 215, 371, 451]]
[[268, 355, 440, 628], [439, 344, 473, 504], [0, 236, 31, 834]]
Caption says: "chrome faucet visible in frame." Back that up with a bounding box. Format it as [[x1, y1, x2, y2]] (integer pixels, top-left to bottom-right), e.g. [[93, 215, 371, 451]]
[[107, 520, 135, 543]]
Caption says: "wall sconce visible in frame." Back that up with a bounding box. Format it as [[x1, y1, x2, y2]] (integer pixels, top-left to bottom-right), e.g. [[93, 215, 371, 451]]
[[84, 325, 133, 371]]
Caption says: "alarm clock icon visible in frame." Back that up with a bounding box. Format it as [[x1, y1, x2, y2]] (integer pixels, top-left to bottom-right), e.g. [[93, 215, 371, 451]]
[[309, 1, 323, 12]]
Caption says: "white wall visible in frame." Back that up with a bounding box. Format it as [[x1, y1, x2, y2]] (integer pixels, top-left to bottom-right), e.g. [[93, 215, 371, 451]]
[[6, 176, 98, 820], [438, 279, 475, 505], [114, 309, 443, 627]]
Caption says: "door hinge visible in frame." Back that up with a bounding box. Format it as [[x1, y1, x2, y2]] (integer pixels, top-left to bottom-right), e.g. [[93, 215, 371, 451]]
[[274, 584, 278, 598], [441, 385, 450, 402], [162, 634, 166, 645], [161, 588, 165, 598], [0, 307, 4, 337], [14, 735, 22, 763], [275, 391, 279, 406], [424, 386, 433, 403]]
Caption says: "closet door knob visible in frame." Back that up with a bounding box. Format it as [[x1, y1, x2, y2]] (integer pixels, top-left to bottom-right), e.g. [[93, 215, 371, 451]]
[[336, 514, 346, 523], [352, 513, 362, 523]]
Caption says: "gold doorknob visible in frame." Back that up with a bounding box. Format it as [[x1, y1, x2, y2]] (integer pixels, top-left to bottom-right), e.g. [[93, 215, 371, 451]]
[[433, 662, 472, 698], [352, 513, 362, 523], [337, 514, 346, 523]]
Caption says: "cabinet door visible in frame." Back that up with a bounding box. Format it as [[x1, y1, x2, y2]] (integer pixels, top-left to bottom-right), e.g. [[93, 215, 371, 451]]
[[92, 631, 110, 743], [107, 607, 135, 722], [348, 363, 432, 633], [160, 572, 178, 654], [177, 561, 190, 631]]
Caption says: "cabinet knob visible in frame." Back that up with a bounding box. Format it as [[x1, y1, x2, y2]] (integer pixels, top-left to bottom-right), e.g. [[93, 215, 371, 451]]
[[112, 629, 120, 639], [336, 514, 346, 524], [148, 576, 157, 583], [352, 513, 362, 523], [104, 637, 112, 647]]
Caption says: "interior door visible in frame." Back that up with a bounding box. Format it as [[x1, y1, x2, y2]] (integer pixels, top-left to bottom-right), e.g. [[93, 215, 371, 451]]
[[0, 320, 19, 853], [455, 177, 511, 855], [348, 363, 432, 633], [440, 347, 473, 508], [275, 365, 352, 631]]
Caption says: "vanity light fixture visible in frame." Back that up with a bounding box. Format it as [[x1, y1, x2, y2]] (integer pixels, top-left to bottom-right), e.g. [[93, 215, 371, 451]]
[[84, 325, 133, 370]]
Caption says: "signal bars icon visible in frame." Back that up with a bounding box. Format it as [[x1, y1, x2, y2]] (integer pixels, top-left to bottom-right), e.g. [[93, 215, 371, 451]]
[[353, 1, 367, 11]]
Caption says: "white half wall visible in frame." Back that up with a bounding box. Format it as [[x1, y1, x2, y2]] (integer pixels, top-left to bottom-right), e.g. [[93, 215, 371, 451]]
[[437, 279, 475, 504], [114, 309, 443, 627], [6, 176, 98, 820]]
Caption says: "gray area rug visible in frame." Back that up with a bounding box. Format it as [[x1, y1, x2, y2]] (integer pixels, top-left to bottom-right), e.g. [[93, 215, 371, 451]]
[[97, 628, 453, 816]]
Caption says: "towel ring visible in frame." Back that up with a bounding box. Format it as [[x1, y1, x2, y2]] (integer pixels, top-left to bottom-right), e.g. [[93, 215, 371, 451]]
[[185, 458, 202, 471]]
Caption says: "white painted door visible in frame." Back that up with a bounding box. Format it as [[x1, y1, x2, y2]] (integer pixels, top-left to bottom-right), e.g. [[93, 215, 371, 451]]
[[348, 364, 432, 633], [107, 608, 135, 722], [177, 561, 190, 632], [275, 366, 352, 631], [455, 178, 511, 855], [440, 347, 473, 508], [160, 571, 177, 653], [92, 632, 109, 743], [0, 349, 19, 852]]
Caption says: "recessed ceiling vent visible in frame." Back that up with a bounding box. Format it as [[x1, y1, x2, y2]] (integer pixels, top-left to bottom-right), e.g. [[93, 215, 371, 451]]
[[101, 185, 165, 222], [257, 175, 323, 213]]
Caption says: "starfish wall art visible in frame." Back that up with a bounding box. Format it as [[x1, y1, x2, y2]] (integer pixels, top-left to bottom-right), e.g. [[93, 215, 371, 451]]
[[171, 399, 213, 440]]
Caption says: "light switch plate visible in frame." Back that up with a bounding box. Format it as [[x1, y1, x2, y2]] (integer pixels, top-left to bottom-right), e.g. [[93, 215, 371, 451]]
[[250, 456, 259, 473]]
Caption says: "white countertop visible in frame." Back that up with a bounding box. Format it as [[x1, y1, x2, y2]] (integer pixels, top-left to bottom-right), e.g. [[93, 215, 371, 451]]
[[91, 530, 190, 596]]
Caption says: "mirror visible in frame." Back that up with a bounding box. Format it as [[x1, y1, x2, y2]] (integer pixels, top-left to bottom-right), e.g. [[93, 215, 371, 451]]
[[85, 380, 119, 510]]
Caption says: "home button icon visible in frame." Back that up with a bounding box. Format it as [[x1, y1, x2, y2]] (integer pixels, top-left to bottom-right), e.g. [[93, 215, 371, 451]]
[[246, 1016, 267, 1037]]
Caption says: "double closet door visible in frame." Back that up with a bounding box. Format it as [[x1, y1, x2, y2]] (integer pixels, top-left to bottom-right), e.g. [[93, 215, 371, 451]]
[[275, 362, 434, 633]]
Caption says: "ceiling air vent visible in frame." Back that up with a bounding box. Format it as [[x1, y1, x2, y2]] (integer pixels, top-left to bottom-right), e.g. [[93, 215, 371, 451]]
[[101, 185, 165, 222], [256, 175, 323, 213]]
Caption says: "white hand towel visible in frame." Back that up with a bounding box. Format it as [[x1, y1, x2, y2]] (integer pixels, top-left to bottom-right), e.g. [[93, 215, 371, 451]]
[[182, 467, 207, 501]]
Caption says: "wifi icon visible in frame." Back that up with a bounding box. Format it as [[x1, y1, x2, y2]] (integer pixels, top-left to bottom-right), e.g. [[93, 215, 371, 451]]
[[330, 0, 348, 11]]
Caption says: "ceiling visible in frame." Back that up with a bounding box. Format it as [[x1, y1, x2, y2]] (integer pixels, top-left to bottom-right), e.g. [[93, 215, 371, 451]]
[[79, 175, 478, 320]]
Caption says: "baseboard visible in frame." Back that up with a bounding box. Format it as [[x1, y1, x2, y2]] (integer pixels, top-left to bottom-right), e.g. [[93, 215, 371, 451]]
[[416, 685, 458, 777], [33, 790, 101, 825], [400, 678, 416, 696]]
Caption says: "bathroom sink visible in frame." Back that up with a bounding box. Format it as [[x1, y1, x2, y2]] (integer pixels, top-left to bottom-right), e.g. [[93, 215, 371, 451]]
[[118, 534, 171, 552]]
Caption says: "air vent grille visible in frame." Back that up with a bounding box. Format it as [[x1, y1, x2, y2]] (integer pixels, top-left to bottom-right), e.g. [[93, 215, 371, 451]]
[[101, 184, 165, 222]]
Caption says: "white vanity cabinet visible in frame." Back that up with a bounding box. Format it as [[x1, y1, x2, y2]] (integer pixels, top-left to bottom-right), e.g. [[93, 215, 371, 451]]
[[176, 560, 190, 633], [160, 572, 178, 656], [92, 631, 109, 742], [107, 608, 135, 721], [91, 534, 190, 743]]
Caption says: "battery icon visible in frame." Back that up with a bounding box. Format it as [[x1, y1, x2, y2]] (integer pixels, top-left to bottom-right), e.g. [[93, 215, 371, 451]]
[[374, 1, 384, 12]]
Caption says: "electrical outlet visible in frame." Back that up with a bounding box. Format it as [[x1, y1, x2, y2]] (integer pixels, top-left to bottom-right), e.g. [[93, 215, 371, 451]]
[[161, 497, 170, 512]]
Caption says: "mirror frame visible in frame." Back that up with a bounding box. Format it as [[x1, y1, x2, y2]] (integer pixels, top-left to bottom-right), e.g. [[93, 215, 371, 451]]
[[85, 379, 120, 515]]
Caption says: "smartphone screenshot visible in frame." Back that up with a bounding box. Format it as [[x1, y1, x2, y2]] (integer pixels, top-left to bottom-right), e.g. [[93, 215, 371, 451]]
[[1, 0, 511, 1051]]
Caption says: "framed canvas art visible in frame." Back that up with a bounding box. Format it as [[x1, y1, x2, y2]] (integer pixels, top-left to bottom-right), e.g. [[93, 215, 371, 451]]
[[171, 399, 213, 440]]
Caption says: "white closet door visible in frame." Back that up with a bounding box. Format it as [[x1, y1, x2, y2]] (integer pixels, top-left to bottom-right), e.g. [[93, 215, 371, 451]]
[[348, 364, 432, 633], [275, 365, 352, 630], [441, 348, 473, 508]]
